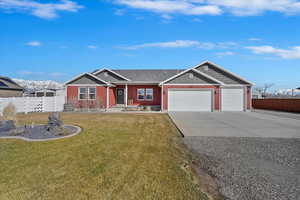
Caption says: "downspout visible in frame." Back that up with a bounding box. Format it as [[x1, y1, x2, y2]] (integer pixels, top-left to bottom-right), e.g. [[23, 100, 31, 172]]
[[106, 86, 109, 111], [161, 84, 164, 112], [125, 84, 128, 107]]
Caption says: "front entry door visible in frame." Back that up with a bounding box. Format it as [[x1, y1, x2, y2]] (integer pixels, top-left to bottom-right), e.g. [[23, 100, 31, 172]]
[[116, 88, 125, 104]]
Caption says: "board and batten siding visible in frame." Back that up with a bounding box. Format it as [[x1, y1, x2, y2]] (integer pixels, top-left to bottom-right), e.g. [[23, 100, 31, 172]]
[[66, 86, 107, 109]]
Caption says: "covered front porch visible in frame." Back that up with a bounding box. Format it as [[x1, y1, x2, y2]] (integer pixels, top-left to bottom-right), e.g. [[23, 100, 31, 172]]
[[107, 84, 161, 111]]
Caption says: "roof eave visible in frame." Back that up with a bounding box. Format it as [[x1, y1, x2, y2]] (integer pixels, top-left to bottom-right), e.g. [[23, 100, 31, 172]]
[[64, 73, 111, 86]]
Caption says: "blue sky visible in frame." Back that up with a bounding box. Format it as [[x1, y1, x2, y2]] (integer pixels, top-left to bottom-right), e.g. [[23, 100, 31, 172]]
[[0, 0, 300, 89]]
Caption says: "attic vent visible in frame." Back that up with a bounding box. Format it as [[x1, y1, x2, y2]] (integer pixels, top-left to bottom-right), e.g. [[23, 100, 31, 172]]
[[104, 72, 108, 77], [188, 73, 194, 79], [203, 65, 209, 71]]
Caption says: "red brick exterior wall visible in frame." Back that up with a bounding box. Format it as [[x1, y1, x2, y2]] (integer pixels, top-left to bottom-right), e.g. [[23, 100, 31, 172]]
[[162, 85, 220, 111], [252, 99, 300, 113]]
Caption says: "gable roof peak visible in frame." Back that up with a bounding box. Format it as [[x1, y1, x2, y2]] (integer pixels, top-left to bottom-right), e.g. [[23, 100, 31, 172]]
[[93, 68, 131, 81], [193, 60, 254, 86], [64, 72, 112, 86]]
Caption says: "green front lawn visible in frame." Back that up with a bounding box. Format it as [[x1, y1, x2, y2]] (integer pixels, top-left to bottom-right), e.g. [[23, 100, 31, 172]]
[[0, 113, 209, 200]]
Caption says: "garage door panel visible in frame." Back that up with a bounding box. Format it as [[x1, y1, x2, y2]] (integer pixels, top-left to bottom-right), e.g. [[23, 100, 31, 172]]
[[221, 88, 244, 111], [168, 90, 212, 111]]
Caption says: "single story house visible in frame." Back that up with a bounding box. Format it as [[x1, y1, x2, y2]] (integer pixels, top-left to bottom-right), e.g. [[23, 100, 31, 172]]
[[0, 76, 24, 98], [65, 61, 254, 112]]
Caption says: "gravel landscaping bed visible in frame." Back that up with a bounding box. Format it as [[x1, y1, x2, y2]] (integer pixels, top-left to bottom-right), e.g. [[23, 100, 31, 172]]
[[0, 125, 80, 140], [184, 136, 300, 200]]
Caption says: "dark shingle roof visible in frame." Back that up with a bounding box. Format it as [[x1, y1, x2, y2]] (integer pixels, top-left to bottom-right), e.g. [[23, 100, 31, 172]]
[[111, 69, 184, 83], [0, 76, 23, 90]]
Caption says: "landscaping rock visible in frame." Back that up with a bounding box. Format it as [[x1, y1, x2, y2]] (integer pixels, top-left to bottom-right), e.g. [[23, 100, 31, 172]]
[[46, 112, 64, 133], [0, 120, 16, 132], [48, 112, 63, 127]]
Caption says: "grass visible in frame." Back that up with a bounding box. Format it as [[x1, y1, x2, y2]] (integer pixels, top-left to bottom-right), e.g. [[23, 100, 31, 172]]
[[0, 113, 209, 200]]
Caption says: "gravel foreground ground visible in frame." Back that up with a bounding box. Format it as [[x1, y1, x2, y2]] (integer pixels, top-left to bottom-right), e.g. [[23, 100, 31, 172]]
[[184, 137, 300, 200]]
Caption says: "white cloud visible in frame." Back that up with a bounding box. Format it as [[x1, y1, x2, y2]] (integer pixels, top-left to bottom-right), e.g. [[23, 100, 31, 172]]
[[114, 8, 126, 15], [49, 72, 65, 77], [192, 18, 203, 22], [0, 0, 83, 19], [26, 41, 41, 46], [217, 41, 239, 49], [216, 51, 235, 56], [116, 0, 222, 16], [18, 70, 43, 75], [87, 45, 98, 49], [17, 70, 65, 77], [161, 13, 172, 19], [120, 40, 213, 50], [118, 40, 239, 50], [248, 38, 261, 41], [246, 45, 300, 59], [115, 0, 300, 17], [208, 0, 300, 16]]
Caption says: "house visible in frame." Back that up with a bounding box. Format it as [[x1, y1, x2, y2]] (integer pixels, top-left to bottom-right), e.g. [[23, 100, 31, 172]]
[[0, 76, 23, 97], [28, 88, 65, 97], [65, 61, 254, 112]]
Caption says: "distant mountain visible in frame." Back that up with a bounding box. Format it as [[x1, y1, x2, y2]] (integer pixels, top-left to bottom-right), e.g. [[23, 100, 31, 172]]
[[13, 78, 64, 92]]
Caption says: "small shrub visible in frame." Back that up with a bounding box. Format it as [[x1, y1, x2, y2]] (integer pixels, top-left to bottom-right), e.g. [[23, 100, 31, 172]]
[[2, 103, 17, 121]]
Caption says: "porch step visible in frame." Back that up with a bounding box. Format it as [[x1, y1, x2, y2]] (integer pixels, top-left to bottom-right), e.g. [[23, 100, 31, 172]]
[[64, 103, 74, 112], [107, 107, 124, 112]]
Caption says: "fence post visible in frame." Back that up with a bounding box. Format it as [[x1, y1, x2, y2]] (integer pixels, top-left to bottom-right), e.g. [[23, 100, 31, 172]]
[[42, 96, 45, 112], [54, 96, 57, 112], [0, 98, 2, 116], [24, 97, 28, 114]]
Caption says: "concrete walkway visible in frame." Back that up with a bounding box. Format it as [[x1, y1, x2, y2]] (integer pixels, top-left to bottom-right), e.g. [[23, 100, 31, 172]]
[[169, 111, 300, 138]]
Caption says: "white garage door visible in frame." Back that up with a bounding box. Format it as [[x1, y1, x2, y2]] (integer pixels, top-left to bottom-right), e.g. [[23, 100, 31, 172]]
[[221, 88, 244, 111], [168, 89, 212, 111]]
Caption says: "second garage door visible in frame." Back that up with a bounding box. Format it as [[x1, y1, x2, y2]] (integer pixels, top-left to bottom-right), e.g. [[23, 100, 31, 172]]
[[221, 88, 244, 111], [168, 89, 212, 111]]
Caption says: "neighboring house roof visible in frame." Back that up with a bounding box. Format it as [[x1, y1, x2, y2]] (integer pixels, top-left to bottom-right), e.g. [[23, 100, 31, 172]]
[[66, 60, 253, 86], [0, 76, 23, 90], [297, 87, 300, 90]]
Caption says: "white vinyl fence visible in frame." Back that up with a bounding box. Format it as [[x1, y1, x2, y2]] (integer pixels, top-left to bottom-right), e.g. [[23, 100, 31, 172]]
[[0, 96, 65, 115]]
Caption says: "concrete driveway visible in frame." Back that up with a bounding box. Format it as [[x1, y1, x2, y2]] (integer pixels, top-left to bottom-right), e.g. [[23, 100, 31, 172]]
[[169, 111, 300, 138], [169, 111, 300, 200]]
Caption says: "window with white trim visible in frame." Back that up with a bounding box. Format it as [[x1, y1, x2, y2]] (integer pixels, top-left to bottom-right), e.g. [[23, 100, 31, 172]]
[[137, 88, 153, 101], [78, 87, 96, 100], [137, 88, 145, 100], [89, 87, 96, 99], [145, 88, 153, 101]]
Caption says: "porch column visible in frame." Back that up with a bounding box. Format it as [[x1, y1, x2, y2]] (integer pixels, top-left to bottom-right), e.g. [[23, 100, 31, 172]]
[[125, 84, 128, 107], [106, 86, 109, 110]]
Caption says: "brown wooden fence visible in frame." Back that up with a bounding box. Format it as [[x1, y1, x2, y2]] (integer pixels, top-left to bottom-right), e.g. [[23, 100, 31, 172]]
[[252, 99, 300, 113]]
